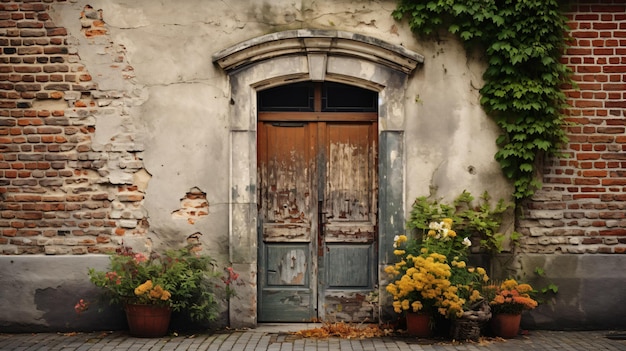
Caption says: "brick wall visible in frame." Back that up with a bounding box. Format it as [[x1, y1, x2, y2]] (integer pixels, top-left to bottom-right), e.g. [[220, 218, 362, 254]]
[[519, 1, 626, 254], [0, 1, 147, 254]]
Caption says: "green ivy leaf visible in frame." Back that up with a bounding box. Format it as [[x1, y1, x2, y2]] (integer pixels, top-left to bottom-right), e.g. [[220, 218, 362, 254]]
[[519, 163, 534, 172]]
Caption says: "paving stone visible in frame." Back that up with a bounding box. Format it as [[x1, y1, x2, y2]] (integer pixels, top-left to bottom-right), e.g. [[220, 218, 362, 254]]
[[0, 329, 625, 351]]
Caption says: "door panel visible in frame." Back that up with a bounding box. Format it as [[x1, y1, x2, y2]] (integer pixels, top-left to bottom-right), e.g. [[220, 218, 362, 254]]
[[258, 122, 317, 322], [320, 122, 378, 321], [259, 243, 313, 321], [258, 119, 377, 322], [326, 244, 372, 288]]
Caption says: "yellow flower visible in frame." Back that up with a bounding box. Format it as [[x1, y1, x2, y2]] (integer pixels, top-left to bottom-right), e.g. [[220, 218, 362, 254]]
[[469, 289, 482, 302], [492, 295, 505, 304], [395, 234, 408, 244], [517, 283, 533, 294], [451, 260, 466, 268], [393, 249, 406, 256], [149, 284, 170, 300], [501, 279, 517, 290], [134, 280, 153, 296], [160, 290, 171, 301], [384, 265, 398, 275], [429, 252, 446, 262], [392, 301, 402, 313]]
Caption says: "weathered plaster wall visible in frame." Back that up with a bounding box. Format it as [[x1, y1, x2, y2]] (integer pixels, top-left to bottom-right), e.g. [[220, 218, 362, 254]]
[[404, 37, 510, 203], [85, 0, 509, 213]]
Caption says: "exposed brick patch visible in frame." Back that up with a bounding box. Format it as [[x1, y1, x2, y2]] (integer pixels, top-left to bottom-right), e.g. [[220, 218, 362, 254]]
[[519, 0, 626, 255], [0, 1, 146, 255], [172, 187, 210, 225]]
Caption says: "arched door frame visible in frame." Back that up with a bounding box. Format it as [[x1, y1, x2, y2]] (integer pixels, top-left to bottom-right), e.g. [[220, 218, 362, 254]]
[[212, 29, 423, 327]]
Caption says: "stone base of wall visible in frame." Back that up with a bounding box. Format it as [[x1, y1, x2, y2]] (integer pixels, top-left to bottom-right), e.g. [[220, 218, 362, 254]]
[[492, 253, 626, 331], [0, 255, 230, 333], [3, 254, 624, 332], [0, 255, 125, 333]]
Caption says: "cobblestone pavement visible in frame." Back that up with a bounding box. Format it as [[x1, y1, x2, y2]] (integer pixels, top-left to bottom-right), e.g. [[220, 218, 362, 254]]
[[1, 325, 625, 351]]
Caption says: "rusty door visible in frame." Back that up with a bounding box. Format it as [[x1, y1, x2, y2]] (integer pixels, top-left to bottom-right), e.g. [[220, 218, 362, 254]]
[[257, 83, 378, 322]]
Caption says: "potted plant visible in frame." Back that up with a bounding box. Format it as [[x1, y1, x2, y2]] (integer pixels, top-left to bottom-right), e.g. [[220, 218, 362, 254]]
[[384, 218, 490, 338], [79, 245, 237, 337], [486, 279, 538, 338]]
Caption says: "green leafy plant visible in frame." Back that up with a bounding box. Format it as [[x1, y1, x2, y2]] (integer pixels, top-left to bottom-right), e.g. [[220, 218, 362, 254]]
[[408, 190, 512, 254], [393, 0, 573, 199], [534, 267, 559, 295], [80, 246, 238, 323]]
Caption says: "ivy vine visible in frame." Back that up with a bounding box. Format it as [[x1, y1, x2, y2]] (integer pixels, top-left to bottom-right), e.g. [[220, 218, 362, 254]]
[[393, 0, 572, 200]]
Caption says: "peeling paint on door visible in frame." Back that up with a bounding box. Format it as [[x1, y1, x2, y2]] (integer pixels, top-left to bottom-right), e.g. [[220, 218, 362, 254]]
[[320, 123, 378, 322], [257, 85, 378, 323]]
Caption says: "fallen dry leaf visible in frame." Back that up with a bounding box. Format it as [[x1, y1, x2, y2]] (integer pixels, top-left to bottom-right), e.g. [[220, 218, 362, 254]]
[[294, 321, 392, 339]]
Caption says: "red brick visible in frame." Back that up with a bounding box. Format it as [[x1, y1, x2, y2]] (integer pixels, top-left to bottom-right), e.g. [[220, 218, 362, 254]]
[[594, 48, 614, 55], [571, 31, 599, 39], [602, 179, 626, 186], [577, 65, 602, 73], [597, 127, 625, 134], [574, 178, 600, 185], [17, 47, 43, 55], [42, 47, 68, 55], [574, 100, 602, 108], [0, 20, 17, 28], [603, 83, 626, 91], [17, 21, 43, 29], [576, 153, 601, 160], [603, 152, 626, 160], [573, 194, 600, 200], [46, 28, 67, 36], [582, 170, 607, 177], [606, 101, 626, 108], [19, 29, 46, 37], [19, 3, 47, 12], [588, 135, 614, 143], [599, 229, 626, 236]]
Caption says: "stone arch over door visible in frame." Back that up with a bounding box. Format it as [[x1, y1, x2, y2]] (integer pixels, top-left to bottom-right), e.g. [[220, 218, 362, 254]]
[[212, 30, 423, 328]]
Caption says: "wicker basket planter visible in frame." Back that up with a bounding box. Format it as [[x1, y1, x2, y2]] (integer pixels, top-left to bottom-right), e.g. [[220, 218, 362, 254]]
[[450, 301, 491, 341]]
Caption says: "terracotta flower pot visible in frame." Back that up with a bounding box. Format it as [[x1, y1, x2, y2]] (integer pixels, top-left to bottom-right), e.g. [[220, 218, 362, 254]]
[[405, 311, 432, 338], [490, 313, 521, 339], [124, 304, 171, 338]]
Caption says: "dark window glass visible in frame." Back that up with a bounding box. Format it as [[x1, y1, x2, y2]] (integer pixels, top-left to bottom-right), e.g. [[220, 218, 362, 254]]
[[258, 81, 378, 112], [322, 82, 377, 112], [258, 82, 314, 112]]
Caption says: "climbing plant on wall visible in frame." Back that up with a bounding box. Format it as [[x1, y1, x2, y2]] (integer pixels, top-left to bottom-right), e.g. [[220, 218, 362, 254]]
[[393, 0, 572, 200]]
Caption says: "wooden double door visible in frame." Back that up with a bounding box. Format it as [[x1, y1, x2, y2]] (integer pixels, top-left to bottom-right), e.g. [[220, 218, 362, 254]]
[[257, 83, 379, 322]]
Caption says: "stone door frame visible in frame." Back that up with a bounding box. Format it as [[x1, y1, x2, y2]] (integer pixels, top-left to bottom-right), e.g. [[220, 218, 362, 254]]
[[212, 29, 423, 327]]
